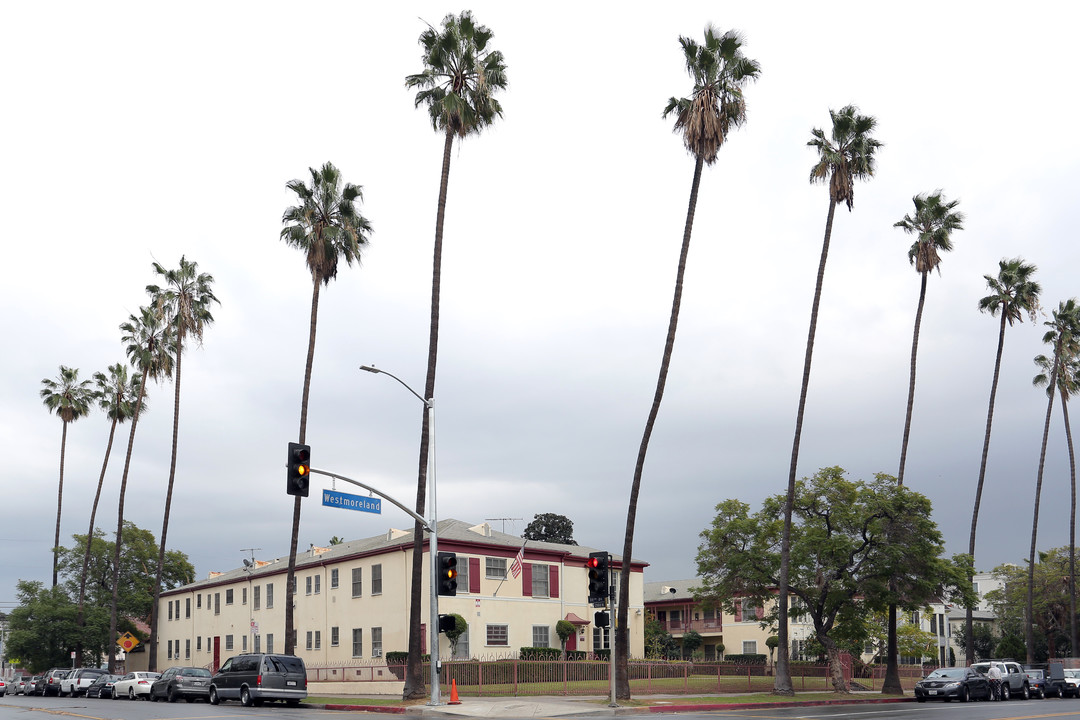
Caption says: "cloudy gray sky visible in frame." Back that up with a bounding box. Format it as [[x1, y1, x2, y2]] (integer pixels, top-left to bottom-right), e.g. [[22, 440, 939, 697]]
[[3, 1, 1080, 609]]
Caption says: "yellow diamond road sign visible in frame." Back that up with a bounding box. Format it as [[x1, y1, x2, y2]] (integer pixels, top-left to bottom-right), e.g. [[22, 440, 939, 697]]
[[118, 632, 140, 652]]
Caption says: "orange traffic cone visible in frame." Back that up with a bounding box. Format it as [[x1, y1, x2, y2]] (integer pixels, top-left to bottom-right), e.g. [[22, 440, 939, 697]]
[[449, 678, 461, 705]]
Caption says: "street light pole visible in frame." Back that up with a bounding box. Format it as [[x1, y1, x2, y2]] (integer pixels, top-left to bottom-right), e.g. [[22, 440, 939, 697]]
[[360, 365, 441, 706]]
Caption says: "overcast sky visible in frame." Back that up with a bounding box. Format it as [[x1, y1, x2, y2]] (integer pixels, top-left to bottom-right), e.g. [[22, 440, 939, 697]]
[[3, 1, 1080, 610]]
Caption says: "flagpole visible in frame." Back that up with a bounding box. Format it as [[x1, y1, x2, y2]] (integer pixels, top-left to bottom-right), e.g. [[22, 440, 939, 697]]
[[493, 540, 527, 597]]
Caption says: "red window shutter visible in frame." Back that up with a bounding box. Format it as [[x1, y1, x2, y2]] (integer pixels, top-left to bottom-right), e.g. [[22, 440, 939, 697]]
[[469, 557, 480, 594], [550, 565, 559, 598], [522, 563, 533, 596]]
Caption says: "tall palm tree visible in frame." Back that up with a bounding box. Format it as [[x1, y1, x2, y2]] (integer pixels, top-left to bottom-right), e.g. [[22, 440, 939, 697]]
[[107, 306, 173, 673], [40, 365, 94, 587], [778, 105, 880, 695], [894, 191, 964, 484], [405, 11, 506, 699], [1028, 300, 1080, 662], [280, 162, 371, 655], [615, 25, 759, 701], [76, 363, 142, 649], [144, 256, 218, 669], [965, 258, 1040, 662]]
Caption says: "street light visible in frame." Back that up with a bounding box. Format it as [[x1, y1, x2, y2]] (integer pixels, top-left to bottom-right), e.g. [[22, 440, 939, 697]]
[[359, 365, 442, 706]]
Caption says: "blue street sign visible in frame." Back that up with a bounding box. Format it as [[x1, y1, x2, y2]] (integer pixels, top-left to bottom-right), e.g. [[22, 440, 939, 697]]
[[322, 489, 382, 514]]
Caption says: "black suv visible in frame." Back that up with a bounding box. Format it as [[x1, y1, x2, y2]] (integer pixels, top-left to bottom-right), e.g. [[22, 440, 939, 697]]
[[209, 653, 307, 707]]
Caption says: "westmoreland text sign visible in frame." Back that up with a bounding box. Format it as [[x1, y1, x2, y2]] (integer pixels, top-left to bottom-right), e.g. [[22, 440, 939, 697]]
[[322, 489, 382, 514]]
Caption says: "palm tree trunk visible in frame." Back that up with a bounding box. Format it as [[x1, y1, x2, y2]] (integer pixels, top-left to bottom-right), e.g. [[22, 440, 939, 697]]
[[405, 126, 455, 700], [108, 373, 149, 674], [1027, 355, 1059, 664], [778, 197, 838, 696], [1060, 393, 1077, 654], [967, 312, 1008, 662], [53, 421, 68, 587], [286, 277, 322, 656], [897, 272, 928, 485], [149, 332, 184, 670], [617, 154, 704, 701], [77, 416, 119, 658]]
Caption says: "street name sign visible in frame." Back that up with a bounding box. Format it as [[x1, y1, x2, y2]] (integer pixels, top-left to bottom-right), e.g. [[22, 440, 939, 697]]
[[322, 489, 382, 514]]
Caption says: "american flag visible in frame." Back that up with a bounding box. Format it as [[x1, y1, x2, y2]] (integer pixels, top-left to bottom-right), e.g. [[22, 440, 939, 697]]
[[509, 545, 525, 578]]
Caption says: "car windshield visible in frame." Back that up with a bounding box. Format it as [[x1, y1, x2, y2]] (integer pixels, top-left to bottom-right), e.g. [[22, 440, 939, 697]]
[[182, 668, 211, 678], [927, 668, 965, 679], [1028, 670, 1044, 678]]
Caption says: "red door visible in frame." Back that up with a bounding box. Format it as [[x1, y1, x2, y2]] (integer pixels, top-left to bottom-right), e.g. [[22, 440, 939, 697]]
[[213, 637, 221, 672], [567, 632, 577, 651]]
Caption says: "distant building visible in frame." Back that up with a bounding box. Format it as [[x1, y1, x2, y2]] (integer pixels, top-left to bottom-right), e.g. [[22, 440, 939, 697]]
[[154, 519, 646, 672]]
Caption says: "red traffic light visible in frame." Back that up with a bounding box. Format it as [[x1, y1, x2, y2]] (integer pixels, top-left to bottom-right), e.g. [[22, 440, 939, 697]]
[[586, 557, 600, 569]]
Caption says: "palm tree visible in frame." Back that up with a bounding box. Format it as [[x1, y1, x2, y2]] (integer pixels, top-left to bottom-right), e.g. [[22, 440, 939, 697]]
[[405, 11, 506, 699], [778, 105, 880, 695], [965, 258, 1040, 663], [40, 365, 94, 587], [144, 256, 218, 669], [615, 26, 759, 701], [76, 363, 142, 652], [107, 306, 173, 673], [894, 191, 964, 484], [280, 162, 371, 655], [1028, 300, 1080, 662]]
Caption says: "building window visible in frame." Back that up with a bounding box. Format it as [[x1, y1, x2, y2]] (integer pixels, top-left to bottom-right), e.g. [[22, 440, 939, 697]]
[[352, 628, 362, 658], [254, 585, 261, 610], [254, 635, 261, 653], [315, 630, 321, 650], [242, 635, 248, 651], [185, 639, 190, 659], [331, 568, 339, 589], [332, 627, 340, 647], [214, 593, 220, 615], [242, 587, 247, 605], [226, 635, 234, 651], [742, 640, 757, 655], [167, 640, 173, 659], [531, 566, 550, 597], [372, 627, 383, 657], [197, 593, 202, 609], [532, 626, 550, 648], [592, 626, 610, 651], [457, 559, 470, 593], [486, 558, 507, 579], [168, 602, 173, 621], [226, 589, 234, 605], [197, 637, 202, 652], [306, 576, 312, 595], [266, 583, 274, 608], [372, 564, 383, 595], [267, 634, 274, 653], [487, 624, 509, 646], [352, 568, 362, 597], [315, 575, 321, 594], [306, 631, 313, 651], [289, 577, 297, 594], [185, 597, 191, 618]]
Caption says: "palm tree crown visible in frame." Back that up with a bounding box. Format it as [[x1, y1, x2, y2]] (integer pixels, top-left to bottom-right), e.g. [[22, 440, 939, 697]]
[[406, 11, 508, 137], [121, 306, 175, 382], [895, 191, 964, 274], [979, 258, 1041, 326], [40, 366, 94, 424], [808, 105, 882, 210], [663, 26, 760, 165], [281, 162, 372, 285], [147, 256, 219, 344], [93, 363, 143, 423]]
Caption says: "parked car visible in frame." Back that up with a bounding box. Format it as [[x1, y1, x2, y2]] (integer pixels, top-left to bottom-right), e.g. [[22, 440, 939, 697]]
[[209, 653, 307, 707], [112, 671, 160, 700], [40, 668, 71, 696], [27, 676, 44, 695], [1064, 668, 1080, 696], [85, 674, 121, 699], [1026, 668, 1049, 698], [15, 676, 30, 695], [1041, 663, 1079, 698], [150, 666, 212, 703], [0, 678, 7, 697], [915, 666, 993, 702], [60, 667, 107, 697], [971, 659, 1031, 700]]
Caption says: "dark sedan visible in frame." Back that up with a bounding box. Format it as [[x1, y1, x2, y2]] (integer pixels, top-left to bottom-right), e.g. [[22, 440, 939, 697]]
[[149, 666, 212, 702], [915, 667, 993, 702], [85, 673, 121, 699]]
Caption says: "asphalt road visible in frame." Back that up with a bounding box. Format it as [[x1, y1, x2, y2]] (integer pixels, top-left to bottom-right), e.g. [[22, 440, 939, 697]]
[[0, 693, 312, 720]]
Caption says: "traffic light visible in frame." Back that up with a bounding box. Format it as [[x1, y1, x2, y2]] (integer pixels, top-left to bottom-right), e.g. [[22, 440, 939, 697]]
[[587, 551, 610, 606], [437, 551, 458, 596], [438, 614, 456, 633], [594, 611, 610, 628], [286, 442, 311, 497]]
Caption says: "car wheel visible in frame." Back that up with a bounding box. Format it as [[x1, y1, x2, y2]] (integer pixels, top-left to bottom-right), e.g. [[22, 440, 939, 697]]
[[241, 687, 253, 708], [129, 688, 136, 700], [1002, 684, 1011, 701], [168, 688, 177, 703], [1038, 688, 1046, 699], [961, 686, 970, 703], [209, 687, 219, 706], [1022, 684, 1031, 700]]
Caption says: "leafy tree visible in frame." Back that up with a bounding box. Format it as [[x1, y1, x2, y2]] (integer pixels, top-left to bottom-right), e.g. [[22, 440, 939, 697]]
[[780, 105, 881, 695], [987, 550, 1079, 661], [405, 12, 506, 700], [619, 25, 759, 701], [444, 613, 468, 656], [108, 305, 173, 672], [555, 619, 575, 654], [644, 617, 680, 659], [40, 365, 94, 586], [681, 629, 703, 658], [522, 513, 577, 545], [280, 162, 372, 656], [953, 622, 996, 661], [6, 580, 81, 672], [696, 467, 967, 693], [967, 258, 1040, 663], [329, 536, 344, 545]]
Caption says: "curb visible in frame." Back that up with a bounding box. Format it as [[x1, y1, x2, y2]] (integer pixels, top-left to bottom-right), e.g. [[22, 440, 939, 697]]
[[648, 697, 915, 712], [321, 704, 408, 714]]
